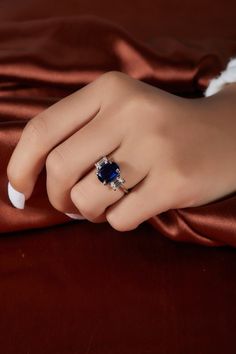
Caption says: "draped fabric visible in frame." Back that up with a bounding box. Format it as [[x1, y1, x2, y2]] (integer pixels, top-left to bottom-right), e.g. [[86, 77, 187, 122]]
[[1, 6, 236, 354], [1, 15, 236, 247]]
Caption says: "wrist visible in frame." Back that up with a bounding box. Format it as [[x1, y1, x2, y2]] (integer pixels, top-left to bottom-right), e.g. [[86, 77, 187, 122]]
[[187, 82, 236, 138], [194, 81, 236, 110]]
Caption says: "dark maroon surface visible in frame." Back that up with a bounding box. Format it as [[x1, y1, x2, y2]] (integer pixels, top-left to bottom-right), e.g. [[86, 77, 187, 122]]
[[0, 1, 236, 353], [0, 221, 236, 354]]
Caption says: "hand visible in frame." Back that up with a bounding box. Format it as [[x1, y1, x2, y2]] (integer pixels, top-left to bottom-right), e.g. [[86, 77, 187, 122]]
[[6, 71, 236, 231]]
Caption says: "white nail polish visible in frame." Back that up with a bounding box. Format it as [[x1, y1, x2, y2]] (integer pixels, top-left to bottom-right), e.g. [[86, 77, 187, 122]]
[[65, 213, 86, 220], [7, 181, 25, 209]]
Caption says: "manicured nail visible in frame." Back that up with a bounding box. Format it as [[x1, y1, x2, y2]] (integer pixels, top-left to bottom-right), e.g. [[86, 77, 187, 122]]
[[7, 181, 25, 209], [65, 213, 86, 220]]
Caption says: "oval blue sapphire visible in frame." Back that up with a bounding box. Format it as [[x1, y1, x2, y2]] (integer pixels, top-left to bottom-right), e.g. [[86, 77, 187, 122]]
[[97, 162, 120, 184]]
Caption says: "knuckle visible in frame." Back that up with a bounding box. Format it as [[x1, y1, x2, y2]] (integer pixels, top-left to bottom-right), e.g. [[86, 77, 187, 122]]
[[99, 70, 124, 87], [22, 115, 47, 144], [45, 149, 66, 181], [70, 185, 98, 221], [96, 71, 131, 103], [102, 70, 123, 80]]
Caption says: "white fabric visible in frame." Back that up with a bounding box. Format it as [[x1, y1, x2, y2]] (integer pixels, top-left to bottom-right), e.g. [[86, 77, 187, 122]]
[[204, 57, 236, 97]]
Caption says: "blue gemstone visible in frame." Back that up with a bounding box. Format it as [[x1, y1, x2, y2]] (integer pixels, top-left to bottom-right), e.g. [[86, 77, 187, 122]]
[[97, 162, 120, 184]]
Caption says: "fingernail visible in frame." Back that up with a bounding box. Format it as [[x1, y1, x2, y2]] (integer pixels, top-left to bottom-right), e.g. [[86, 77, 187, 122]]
[[7, 181, 25, 209], [65, 213, 86, 220]]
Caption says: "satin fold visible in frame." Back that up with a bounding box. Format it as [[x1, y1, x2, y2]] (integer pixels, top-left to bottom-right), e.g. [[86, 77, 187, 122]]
[[1, 15, 236, 247]]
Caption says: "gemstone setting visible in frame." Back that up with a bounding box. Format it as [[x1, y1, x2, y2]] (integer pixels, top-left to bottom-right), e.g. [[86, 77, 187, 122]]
[[96, 157, 120, 184], [95, 156, 128, 192]]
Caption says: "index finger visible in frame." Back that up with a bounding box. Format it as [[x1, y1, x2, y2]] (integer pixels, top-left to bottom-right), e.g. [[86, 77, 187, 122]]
[[7, 73, 108, 208]]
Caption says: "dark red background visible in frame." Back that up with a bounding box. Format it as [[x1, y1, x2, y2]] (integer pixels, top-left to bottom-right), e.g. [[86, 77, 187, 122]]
[[1, 0, 236, 40], [0, 1, 236, 353]]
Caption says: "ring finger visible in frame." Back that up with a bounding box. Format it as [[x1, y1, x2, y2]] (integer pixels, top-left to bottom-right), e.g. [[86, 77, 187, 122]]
[[68, 145, 149, 221], [46, 124, 150, 217]]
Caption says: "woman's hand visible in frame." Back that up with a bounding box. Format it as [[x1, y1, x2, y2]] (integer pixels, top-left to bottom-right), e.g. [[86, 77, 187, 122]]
[[6, 71, 236, 231]]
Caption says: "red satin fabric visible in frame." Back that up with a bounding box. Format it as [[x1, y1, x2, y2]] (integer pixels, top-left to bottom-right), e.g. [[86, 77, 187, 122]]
[[1, 16, 236, 247]]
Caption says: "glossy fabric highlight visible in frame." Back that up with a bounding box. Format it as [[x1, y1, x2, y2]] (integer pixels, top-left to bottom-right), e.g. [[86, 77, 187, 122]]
[[1, 16, 236, 247]]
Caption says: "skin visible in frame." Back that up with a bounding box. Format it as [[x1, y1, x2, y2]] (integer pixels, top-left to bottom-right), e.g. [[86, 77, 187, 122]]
[[6, 71, 236, 231]]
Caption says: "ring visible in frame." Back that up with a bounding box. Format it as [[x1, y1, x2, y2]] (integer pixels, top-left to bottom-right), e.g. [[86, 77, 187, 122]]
[[95, 156, 129, 194]]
